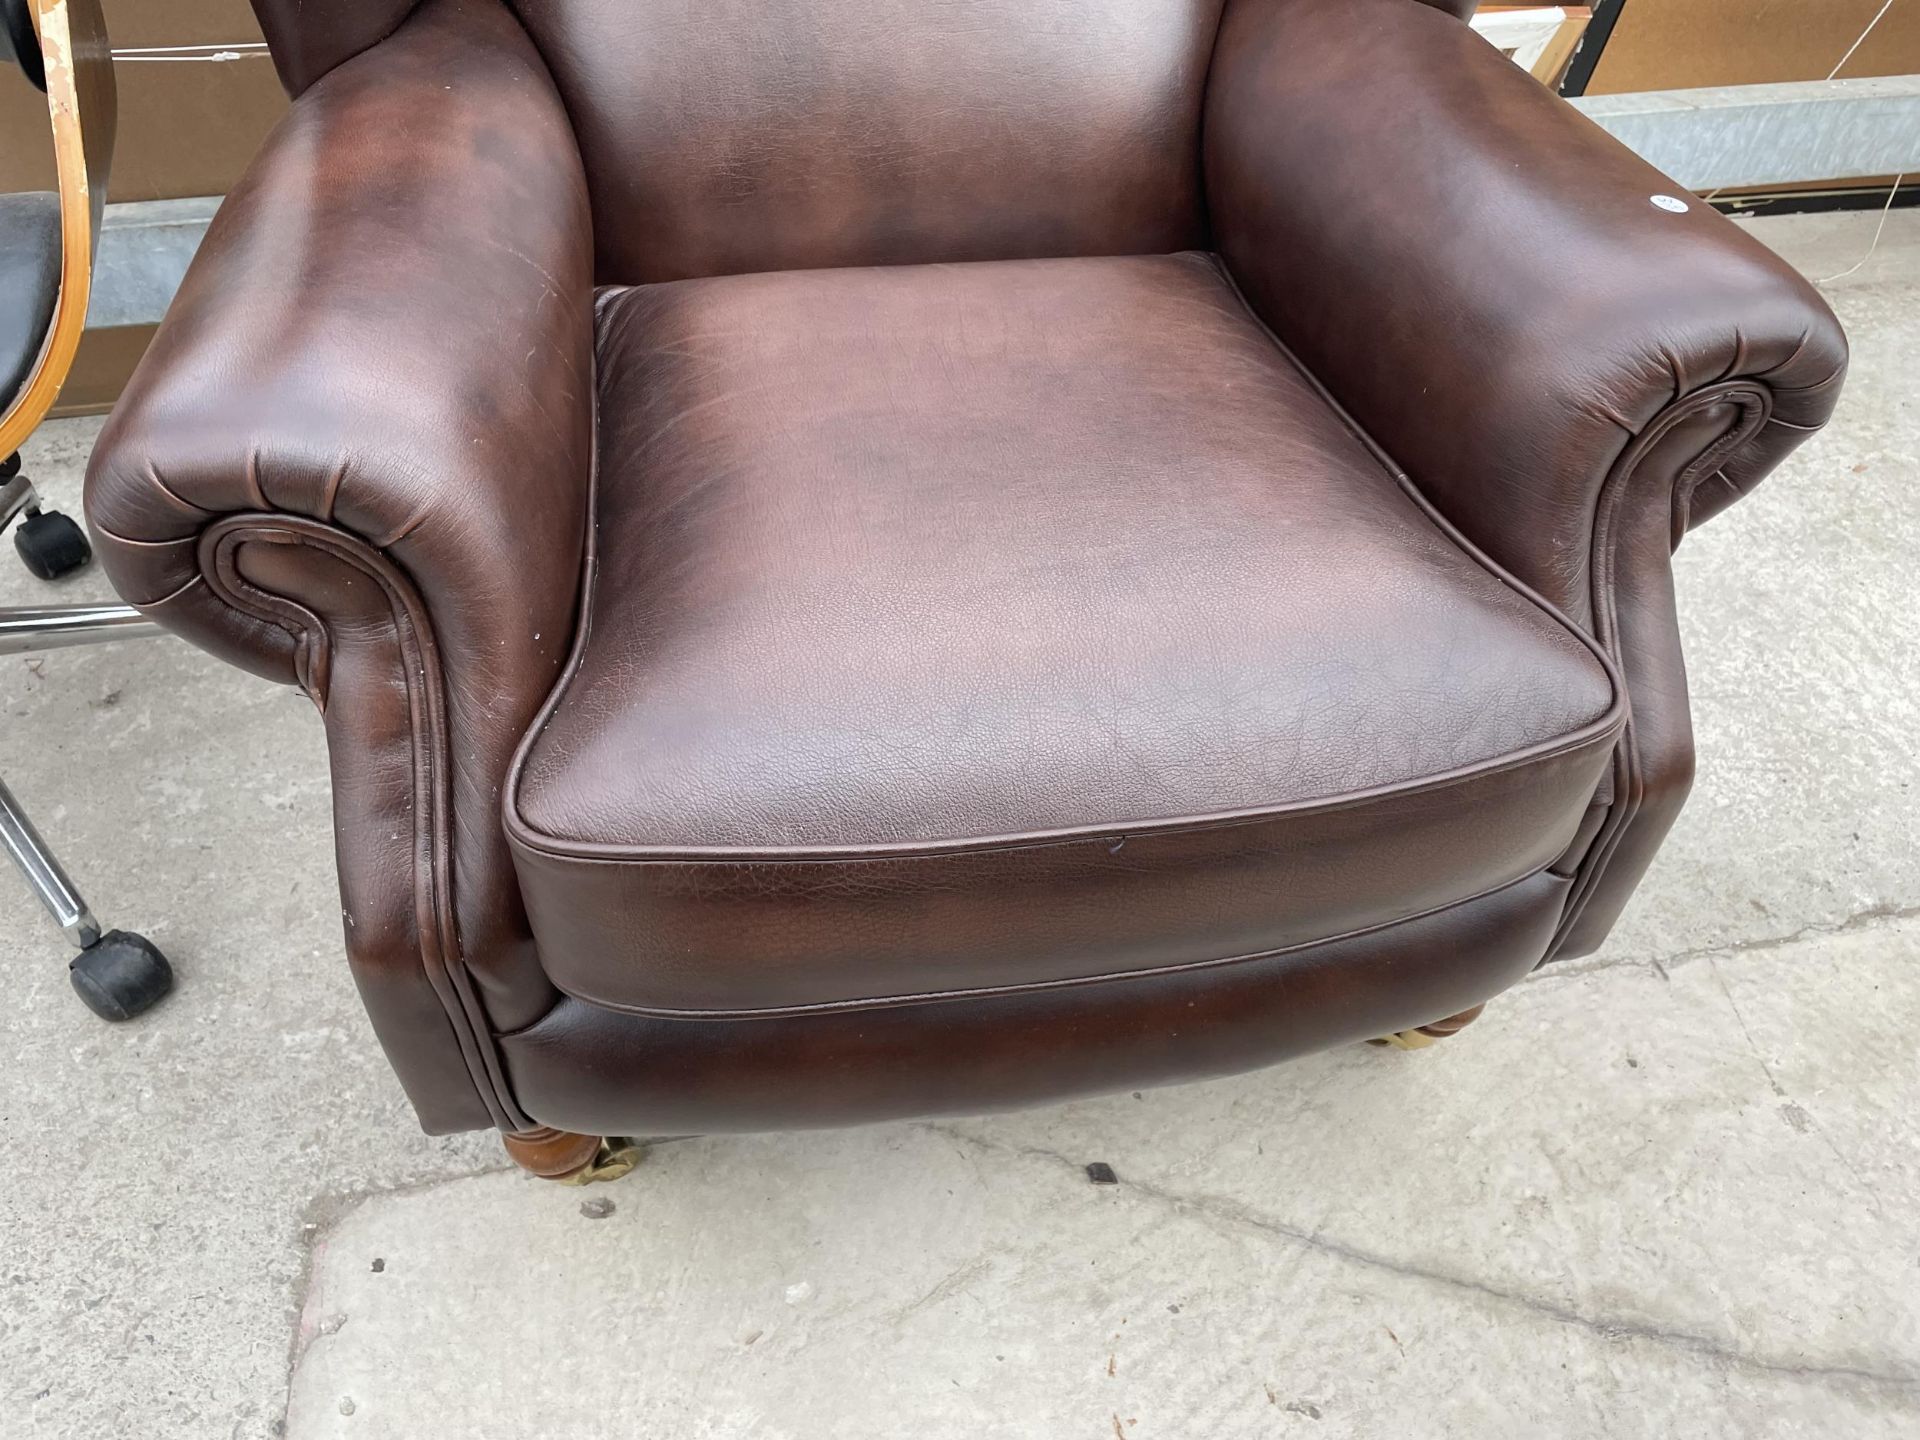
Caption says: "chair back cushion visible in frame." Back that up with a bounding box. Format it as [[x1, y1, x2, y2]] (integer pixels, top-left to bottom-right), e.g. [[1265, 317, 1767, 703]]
[[510, 0, 1224, 282], [251, 0, 418, 94]]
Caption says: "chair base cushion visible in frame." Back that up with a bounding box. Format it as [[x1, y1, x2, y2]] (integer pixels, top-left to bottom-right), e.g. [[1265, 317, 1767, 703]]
[[500, 871, 1573, 1135], [505, 252, 1622, 1019]]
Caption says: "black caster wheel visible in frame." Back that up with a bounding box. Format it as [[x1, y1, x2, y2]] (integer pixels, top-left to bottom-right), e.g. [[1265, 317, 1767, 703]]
[[15, 506, 92, 580], [69, 930, 173, 1021]]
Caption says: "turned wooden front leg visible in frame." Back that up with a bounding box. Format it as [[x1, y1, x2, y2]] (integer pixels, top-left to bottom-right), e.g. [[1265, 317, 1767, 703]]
[[502, 1127, 643, 1184]]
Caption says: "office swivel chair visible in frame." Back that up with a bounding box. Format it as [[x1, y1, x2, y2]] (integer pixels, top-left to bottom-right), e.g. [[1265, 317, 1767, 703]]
[[1, 0, 170, 1019]]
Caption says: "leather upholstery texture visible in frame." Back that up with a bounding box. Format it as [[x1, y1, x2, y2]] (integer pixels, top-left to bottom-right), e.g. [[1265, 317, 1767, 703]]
[[1204, 0, 1845, 955], [87, 0, 1845, 1136], [508, 0, 1223, 283], [506, 253, 1622, 1017], [88, 0, 593, 1132]]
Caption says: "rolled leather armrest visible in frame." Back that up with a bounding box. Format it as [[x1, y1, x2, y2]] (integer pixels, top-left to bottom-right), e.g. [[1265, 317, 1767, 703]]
[[1205, 0, 1846, 622], [84, 0, 594, 1131], [1203, 0, 1845, 958]]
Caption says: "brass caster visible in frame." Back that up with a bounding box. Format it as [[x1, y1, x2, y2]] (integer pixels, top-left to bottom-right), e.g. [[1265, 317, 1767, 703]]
[[1367, 1003, 1486, 1051], [555, 1138, 643, 1187], [502, 1126, 644, 1185], [1369, 1027, 1441, 1051]]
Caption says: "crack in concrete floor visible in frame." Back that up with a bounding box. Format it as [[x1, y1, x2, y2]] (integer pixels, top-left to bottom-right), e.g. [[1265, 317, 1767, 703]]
[[1703, 952, 1889, 1219], [279, 1164, 520, 1384], [916, 1122, 1920, 1403], [271, 892, 1920, 1431], [1529, 900, 1920, 984]]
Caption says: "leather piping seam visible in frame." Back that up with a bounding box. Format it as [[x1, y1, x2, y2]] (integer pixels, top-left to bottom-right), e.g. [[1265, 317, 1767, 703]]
[[195, 515, 528, 1131], [1549, 381, 1773, 952], [502, 292, 611, 861], [508, 865, 1568, 1025], [507, 719, 1619, 864], [504, 263, 1628, 868]]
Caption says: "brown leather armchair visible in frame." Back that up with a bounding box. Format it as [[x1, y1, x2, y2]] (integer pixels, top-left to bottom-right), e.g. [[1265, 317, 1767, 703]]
[[83, 0, 1846, 1181]]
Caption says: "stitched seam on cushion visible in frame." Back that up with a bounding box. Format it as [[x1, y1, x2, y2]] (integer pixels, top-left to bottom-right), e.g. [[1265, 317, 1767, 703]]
[[510, 866, 1568, 1024], [507, 716, 1618, 865], [503, 721, 1612, 867], [198, 517, 527, 1132], [501, 289, 622, 867], [504, 267, 1627, 866]]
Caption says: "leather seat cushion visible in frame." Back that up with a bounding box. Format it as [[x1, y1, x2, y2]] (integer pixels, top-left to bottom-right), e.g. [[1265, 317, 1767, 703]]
[[505, 252, 1623, 1017]]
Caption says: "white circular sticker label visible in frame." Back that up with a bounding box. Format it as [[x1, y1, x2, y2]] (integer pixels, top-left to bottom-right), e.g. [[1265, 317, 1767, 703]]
[[1650, 194, 1690, 213]]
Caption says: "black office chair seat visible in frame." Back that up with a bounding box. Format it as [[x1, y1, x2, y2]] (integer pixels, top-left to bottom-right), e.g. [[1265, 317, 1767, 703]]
[[0, 191, 60, 415]]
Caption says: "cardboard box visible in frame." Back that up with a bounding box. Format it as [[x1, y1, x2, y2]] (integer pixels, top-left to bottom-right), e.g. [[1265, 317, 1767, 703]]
[[1587, 0, 1920, 93], [0, 0, 284, 203]]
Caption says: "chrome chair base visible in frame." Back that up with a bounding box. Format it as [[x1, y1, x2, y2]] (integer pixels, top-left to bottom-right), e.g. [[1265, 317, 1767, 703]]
[[0, 527, 171, 1016], [0, 600, 162, 655]]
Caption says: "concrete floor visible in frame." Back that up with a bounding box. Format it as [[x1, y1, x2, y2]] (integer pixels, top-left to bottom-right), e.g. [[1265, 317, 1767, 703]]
[[1, 210, 1916, 1439]]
